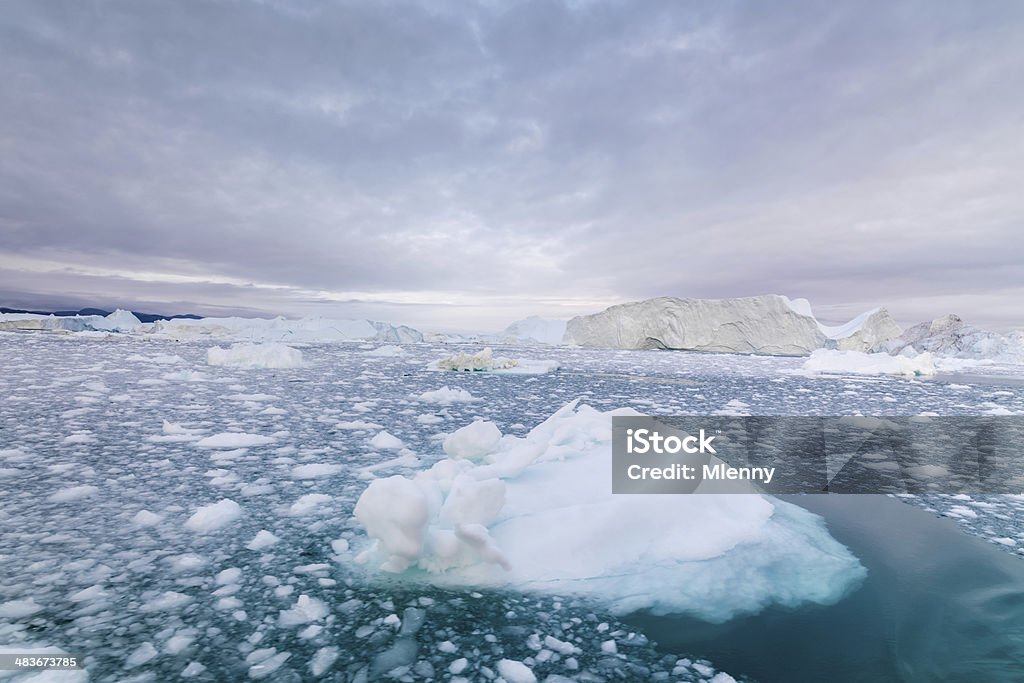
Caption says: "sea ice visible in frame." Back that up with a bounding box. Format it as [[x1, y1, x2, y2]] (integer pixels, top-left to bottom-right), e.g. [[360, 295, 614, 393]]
[[353, 401, 866, 621], [184, 499, 242, 532], [206, 342, 304, 369]]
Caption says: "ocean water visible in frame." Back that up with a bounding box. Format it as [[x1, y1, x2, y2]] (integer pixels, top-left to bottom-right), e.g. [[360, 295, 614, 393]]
[[1, 333, 1022, 681]]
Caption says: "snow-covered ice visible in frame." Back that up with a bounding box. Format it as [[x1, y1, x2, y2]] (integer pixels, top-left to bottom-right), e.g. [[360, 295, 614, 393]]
[[207, 342, 304, 369]]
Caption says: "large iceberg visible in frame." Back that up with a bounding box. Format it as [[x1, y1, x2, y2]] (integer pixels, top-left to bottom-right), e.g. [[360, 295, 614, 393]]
[[148, 316, 422, 343], [353, 401, 866, 622], [818, 308, 903, 352], [0, 309, 143, 333], [877, 314, 1024, 363], [564, 295, 828, 355]]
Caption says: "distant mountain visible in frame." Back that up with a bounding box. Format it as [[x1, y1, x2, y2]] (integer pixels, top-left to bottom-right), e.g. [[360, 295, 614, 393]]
[[0, 307, 203, 323]]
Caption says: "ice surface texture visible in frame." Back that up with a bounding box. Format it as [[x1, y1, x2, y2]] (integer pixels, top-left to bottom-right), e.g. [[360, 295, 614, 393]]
[[354, 400, 867, 622]]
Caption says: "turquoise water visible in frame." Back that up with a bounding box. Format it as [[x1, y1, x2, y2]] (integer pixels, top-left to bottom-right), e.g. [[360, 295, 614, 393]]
[[627, 494, 1024, 682]]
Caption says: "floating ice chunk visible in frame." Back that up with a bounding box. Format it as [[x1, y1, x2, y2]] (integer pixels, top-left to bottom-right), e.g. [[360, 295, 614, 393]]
[[48, 485, 99, 502], [132, 510, 163, 529], [185, 499, 242, 532], [337, 420, 385, 430], [216, 567, 242, 585], [430, 347, 561, 375], [415, 386, 478, 405], [278, 594, 328, 626], [182, 662, 207, 677], [291, 463, 343, 479], [247, 530, 281, 550], [289, 494, 333, 516], [448, 658, 468, 674], [167, 553, 207, 573], [166, 634, 195, 654], [0, 598, 43, 618], [370, 431, 405, 450], [543, 635, 579, 655], [353, 401, 866, 622], [196, 432, 275, 449], [366, 345, 406, 357], [248, 650, 291, 679], [496, 658, 537, 683], [126, 642, 159, 668], [142, 591, 192, 612], [443, 420, 502, 461], [69, 584, 107, 602], [800, 349, 938, 377], [330, 538, 350, 554], [207, 342, 303, 369], [310, 646, 339, 676]]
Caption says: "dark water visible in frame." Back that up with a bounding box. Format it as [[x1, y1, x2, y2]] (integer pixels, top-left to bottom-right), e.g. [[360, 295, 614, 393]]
[[626, 495, 1024, 683]]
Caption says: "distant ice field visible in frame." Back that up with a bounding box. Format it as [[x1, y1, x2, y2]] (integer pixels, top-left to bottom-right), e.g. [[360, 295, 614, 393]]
[[1, 333, 1023, 681]]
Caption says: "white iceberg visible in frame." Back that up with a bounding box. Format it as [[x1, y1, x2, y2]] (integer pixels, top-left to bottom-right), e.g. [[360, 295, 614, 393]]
[[352, 401, 866, 622], [500, 316, 567, 346], [564, 295, 827, 355], [150, 315, 422, 343], [878, 314, 1024, 363], [207, 342, 303, 369], [801, 349, 939, 376]]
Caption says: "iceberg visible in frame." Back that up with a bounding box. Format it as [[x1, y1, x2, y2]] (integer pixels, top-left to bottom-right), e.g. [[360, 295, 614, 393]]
[[0, 308, 143, 333], [501, 316, 568, 346], [817, 308, 903, 352], [352, 401, 866, 622], [564, 295, 828, 355], [206, 342, 304, 369], [149, 315, 422, 344], [877, 314, 1024, 363]]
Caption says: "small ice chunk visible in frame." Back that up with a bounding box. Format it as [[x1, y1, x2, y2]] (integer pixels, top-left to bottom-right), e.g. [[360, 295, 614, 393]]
[[370, 431, 405, 450], [310, 646, 339, 676], [289, 494, 333, 516], [0, 598, 43, 618], [185, 499, 242, 532], [126, 642, 159, 668], [278, 594, 328, 626], [48, 485, 99, 502], [196, 433, 275, 449], [182, 661, 207, 677], [247, 530, 281, 550], [216, 567, 242, 585], [132, 509, 164, 527], [292, 463, 343, 479], [496, 658, 537, 683]]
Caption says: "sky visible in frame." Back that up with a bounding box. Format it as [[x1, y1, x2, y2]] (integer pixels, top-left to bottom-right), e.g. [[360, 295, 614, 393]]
[[1, 0, 1022, 332]]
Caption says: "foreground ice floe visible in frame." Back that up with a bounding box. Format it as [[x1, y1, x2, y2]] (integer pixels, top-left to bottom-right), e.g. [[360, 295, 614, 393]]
[[353, 401, 866, 621], [206, 342, 304, 369], [430, 347, 559, 375]]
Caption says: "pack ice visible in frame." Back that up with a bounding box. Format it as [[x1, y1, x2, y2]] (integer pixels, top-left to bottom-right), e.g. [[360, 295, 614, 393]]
[[353, 401, 866, 622]]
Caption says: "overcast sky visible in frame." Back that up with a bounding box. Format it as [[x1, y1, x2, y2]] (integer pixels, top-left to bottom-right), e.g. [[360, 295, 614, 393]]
[[1, 1, 1022, 331]]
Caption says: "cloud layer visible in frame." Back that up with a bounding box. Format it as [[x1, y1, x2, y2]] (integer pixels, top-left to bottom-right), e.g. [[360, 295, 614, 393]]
[[1, 1, 1022, 330]]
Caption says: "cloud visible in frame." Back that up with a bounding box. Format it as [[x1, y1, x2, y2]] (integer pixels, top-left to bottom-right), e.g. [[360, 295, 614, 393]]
[[0, 0, 1022, 330]]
